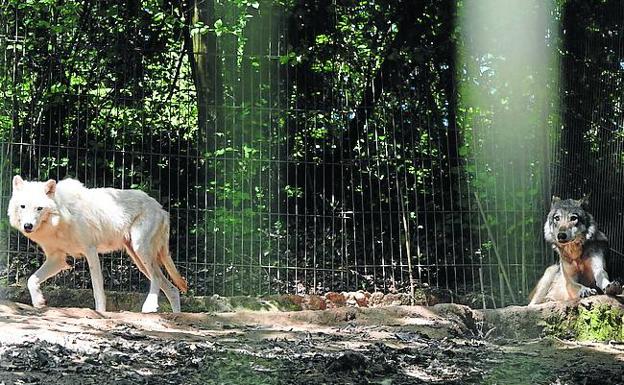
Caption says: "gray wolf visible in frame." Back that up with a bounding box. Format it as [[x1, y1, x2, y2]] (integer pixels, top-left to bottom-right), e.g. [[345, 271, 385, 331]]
[[7, 175, 188, 313], [529, 196, 622, 305]]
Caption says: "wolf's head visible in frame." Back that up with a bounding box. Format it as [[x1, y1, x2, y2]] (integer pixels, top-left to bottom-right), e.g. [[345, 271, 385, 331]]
[[544, 196, 596, 246], [7, 175, 58, 236]]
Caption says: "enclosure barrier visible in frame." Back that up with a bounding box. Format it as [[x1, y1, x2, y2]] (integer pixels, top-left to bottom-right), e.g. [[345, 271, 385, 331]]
[[1, 0, 623, 307]]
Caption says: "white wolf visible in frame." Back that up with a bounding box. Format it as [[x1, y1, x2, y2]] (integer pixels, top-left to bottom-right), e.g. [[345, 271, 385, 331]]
[[7, 175, 188, 313]]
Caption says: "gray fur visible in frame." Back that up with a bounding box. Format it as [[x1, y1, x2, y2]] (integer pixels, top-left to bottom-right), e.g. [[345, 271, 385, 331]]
[[543, 197, 606, 248], [529, 196, 621, 305]]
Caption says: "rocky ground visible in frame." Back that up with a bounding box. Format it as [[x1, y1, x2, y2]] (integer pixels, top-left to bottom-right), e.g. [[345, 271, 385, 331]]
[[1, 298, 624, 385]]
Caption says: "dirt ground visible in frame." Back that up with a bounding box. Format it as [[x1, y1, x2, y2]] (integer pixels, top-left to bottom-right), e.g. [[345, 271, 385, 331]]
[[1, 300, 624, 385]]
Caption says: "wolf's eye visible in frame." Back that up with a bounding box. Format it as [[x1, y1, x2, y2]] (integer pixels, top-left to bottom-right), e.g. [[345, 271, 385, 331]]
[[37, 207, 43, 211], [553, 215, 560, 222], [570, 215, 578, 221], [19, 205, 25, 209]]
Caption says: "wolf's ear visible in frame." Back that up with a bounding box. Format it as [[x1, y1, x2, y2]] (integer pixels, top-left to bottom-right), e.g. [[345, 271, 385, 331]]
[[577, 194, 590, 208], [44, 179, 56, 196], [12, 175, 24, 191], [551, 196, 561, 208]]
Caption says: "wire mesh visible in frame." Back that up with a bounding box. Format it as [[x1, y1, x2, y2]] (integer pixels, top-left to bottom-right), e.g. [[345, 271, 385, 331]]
[[0, 1, 622, 306]]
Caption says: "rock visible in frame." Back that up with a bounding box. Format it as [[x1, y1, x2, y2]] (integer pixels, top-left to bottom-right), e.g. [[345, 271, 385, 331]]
[[381, 293, 410, 306], [302, 295, 326, 311], [327, 351, 368, 373], [353, 291, 368, 307], [368, 292, 385, 307], [287, 294, 304, 307], [342, 291, 370, 308], [324, 292, 346, 308]]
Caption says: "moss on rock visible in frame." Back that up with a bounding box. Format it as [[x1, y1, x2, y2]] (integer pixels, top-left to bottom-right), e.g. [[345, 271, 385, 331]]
[[574, 304, 624, 341], [544, 302, 624, 342]]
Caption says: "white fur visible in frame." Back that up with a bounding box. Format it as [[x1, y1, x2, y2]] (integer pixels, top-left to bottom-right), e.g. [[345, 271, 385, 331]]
[[7, 175, 187, 313]]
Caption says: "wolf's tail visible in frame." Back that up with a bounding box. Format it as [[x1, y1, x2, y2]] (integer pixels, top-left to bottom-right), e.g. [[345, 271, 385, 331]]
[[158, 215, 188, 293]]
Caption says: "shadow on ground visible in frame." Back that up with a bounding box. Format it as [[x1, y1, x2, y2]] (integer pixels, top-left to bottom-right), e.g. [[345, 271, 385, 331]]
[[1, 299, 624, 384]]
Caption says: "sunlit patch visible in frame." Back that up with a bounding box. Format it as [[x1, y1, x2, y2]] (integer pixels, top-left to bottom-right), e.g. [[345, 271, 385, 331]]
[[458, 0, 560, 301], [556, 339, 624, 359], [403, 365, 444, 381]]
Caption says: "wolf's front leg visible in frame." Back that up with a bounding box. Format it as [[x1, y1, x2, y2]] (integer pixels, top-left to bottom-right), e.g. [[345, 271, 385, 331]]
[[577, 285, 597, 298], [28, 254, 69, 308], [566, 280, 596, 298], [590, 255, 622, 295], [84, 247, 106, 312]]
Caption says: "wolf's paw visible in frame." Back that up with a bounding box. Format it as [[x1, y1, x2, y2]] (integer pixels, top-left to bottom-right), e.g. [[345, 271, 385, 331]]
[[141, 304, 159, 313], [32, 298, 47, 308], [578, 287, 597, 298], [141, 294, 160, 313], [604, 281, 623, 296]]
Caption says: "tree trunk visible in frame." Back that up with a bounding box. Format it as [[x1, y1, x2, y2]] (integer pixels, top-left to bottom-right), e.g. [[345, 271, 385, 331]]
[[183, 0, 222, 148]]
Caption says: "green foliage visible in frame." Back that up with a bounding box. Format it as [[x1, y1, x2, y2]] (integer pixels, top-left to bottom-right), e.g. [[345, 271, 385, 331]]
[[575, 304, 624, 342], [544, 304, 624, 342]]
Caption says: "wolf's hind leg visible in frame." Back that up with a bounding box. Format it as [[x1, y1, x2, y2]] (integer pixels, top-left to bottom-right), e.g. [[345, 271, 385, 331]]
[[124, 242, 151, 279], [529, 264, 558, 306], [28, 254, 69, 308], [140, 265, 181, 313], [84, 247, 106, 312], [141, 262, 162, 313], [127, 241, 180, 312], [154, 267, 181, 313], [129, 218, 163, 313]]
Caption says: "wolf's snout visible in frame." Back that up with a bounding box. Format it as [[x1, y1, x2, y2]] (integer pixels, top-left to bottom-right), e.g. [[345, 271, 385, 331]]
[[557, 232, 568, 242], [23, 223, 33, 233]]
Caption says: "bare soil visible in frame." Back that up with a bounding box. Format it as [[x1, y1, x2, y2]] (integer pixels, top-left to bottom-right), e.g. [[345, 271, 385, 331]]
[[1, 300, 624, 385]]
